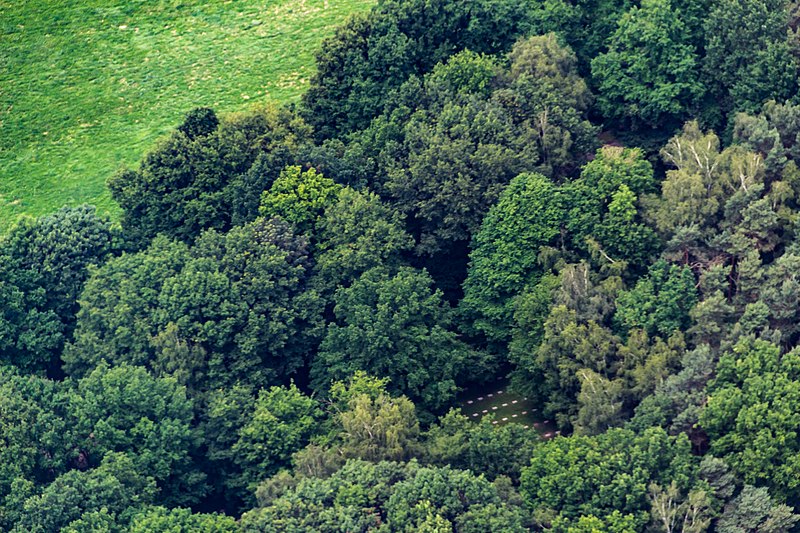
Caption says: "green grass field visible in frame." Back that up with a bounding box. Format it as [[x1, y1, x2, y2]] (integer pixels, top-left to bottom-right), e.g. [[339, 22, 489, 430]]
[[0, 0, 374, 232]]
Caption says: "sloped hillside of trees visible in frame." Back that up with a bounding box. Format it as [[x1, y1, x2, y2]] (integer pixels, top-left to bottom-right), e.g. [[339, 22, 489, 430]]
[[5, 0, 800, 530]]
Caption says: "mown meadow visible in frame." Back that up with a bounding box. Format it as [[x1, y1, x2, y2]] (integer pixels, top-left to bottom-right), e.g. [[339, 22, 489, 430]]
[[0, 0, 373, 231]]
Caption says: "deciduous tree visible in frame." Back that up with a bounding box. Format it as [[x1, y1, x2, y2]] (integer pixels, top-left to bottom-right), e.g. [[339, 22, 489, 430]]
[[592, 0, 703, 129], [313, 267, 470, 411]]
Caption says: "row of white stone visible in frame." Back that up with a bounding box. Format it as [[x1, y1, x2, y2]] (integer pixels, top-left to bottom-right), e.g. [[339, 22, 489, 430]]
[[471, 406, 534, 415], [472, 410, 533, 417], [465, 390, 511, 403]]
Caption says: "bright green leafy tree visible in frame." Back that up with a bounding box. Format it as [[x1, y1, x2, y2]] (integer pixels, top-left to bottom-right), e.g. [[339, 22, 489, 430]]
[[520, 427, 697, 531], [701, 338, 800, 503], [461, 172, 563, 345], [259, 165, 343, 235], [591, 0, 704, 129]]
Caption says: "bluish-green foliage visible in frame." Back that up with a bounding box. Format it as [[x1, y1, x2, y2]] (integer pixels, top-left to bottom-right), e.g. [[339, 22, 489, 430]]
[[65, 217, 322, 393], [109, 106, 312, 244], [303, 0, 541, 139], [0, 206, 114, 373]]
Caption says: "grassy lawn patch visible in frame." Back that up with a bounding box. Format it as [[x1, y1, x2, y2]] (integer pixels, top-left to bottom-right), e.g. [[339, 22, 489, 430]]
[[0, 0, 374, 231]]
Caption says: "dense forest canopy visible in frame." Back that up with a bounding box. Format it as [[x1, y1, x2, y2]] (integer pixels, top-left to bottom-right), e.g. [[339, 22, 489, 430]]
[[6, 0, 800, 530]]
